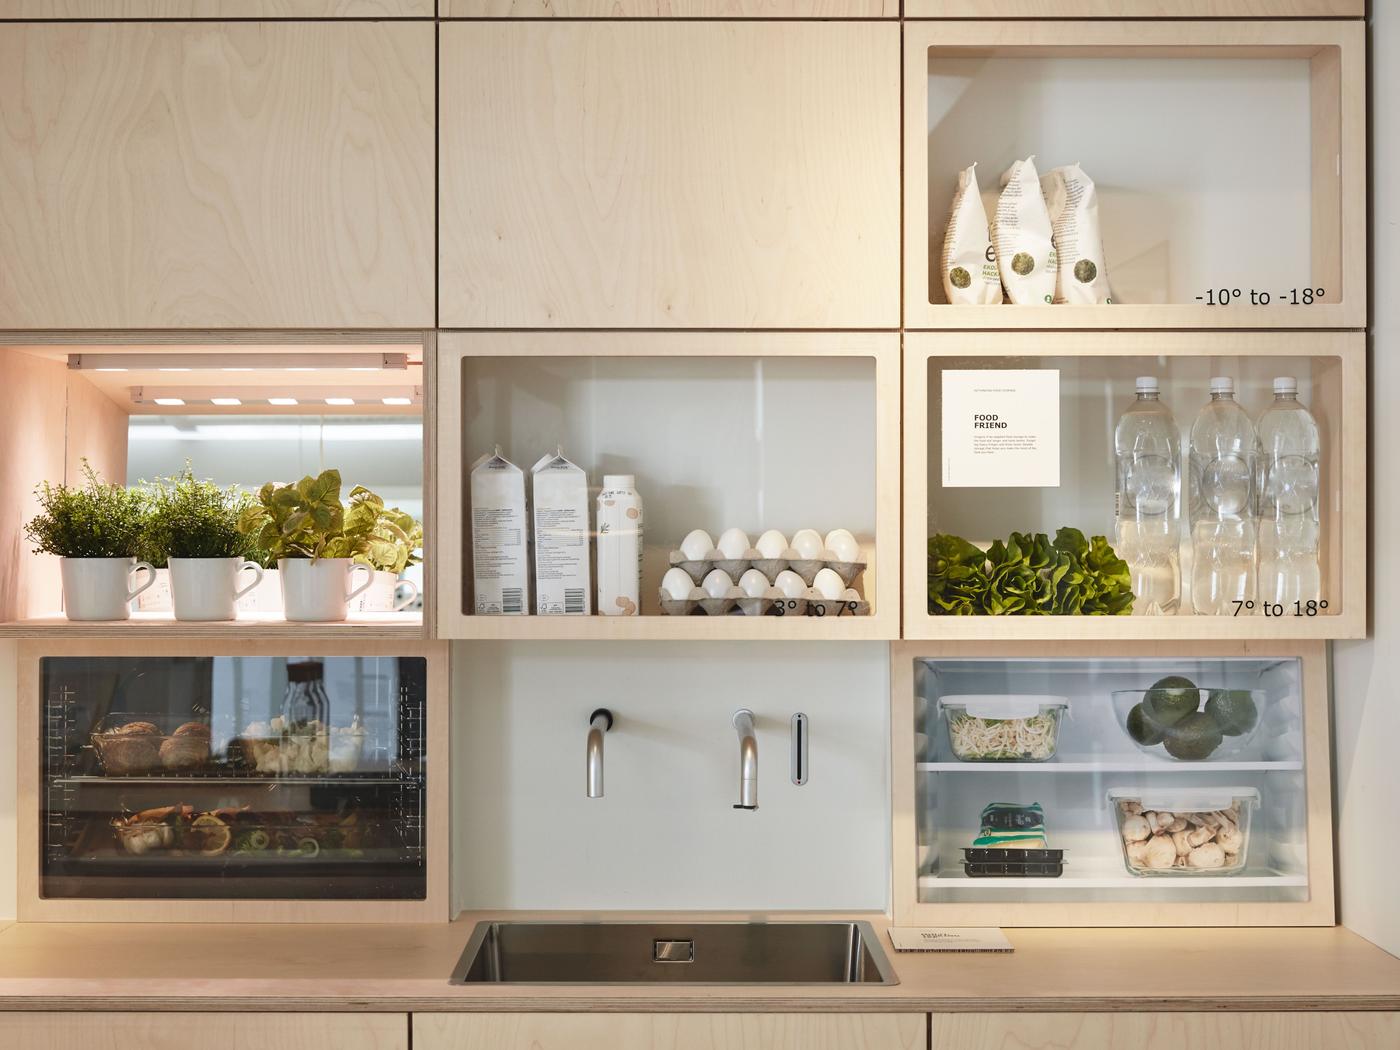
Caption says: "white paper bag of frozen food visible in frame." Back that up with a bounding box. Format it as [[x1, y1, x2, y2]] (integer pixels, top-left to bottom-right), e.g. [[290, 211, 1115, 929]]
[[941, 163, 1003, 305], [994, 156, 1057, 305], [531, 450, 591, 615], [470, 448, 529, 615], [1041, 163, 1114, 305]]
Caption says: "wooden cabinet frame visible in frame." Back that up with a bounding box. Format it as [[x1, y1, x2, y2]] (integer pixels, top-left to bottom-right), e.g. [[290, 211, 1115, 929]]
[[891, 638, 1336, 928], [15, 638, 450, 922], [903, 19, 1365, 330], [902, 330, 1366, 641], [908, 1, 1363, 16], [436, 332, 901, 641]]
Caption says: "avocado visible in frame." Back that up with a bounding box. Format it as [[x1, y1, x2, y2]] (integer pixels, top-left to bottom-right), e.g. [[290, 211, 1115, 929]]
[[1163, 712, 1224, 761], [1144, 675, 1200, 727], [1205, 689, 1259, 737], [1126, 702, 1168, 746]]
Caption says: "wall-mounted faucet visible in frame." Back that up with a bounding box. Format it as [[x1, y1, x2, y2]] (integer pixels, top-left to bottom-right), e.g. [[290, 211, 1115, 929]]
[[732, 709, 757, 810], [586, 708, 613, 798]]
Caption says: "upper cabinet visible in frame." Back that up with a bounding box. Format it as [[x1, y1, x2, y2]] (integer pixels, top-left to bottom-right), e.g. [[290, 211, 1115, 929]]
[[0, 22, 435, 330], [0, 1, 433, 16], [442, 0, 893, 14], [907, 2, 1361, 14], [438, 22, 901, 330]]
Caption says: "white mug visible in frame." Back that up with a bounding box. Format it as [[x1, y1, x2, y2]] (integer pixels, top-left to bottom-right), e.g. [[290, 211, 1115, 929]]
[[356, 570, 420, 613], [278, 558, 374, 622], [61, 557, 157, 621], [168, 557, 264, 622]]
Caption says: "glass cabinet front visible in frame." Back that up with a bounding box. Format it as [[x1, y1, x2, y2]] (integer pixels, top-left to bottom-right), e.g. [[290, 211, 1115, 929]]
[[913, 655, 1310, 905], [40, 655, 428, 901]]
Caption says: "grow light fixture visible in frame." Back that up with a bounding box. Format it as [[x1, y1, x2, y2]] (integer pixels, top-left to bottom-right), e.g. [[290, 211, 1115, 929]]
[[211, 397, 242, 406], [324, 397, 356, 406], [268, 398, 299, 406], [129, 386, 422, 408], [69, 352, 410, 372]]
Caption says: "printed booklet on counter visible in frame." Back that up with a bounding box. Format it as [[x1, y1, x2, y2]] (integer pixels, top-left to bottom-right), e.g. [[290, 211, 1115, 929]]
[[887, 927, 1014, 953]]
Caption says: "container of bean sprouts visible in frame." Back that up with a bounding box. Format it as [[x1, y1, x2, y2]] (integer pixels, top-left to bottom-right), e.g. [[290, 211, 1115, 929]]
[[938, 695, 1068, 762]]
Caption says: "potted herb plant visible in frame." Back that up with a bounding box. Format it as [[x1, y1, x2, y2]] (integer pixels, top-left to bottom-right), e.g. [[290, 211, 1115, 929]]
[[144, 468, 264, 622], [351, 492, 423, 614], [237, 469, 376, 622], [25, 462, 156, 621]]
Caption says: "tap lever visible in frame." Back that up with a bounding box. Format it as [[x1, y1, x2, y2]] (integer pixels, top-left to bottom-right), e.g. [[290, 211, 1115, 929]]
[[732, 709, 758, 810], [586, 708, 613, 799]]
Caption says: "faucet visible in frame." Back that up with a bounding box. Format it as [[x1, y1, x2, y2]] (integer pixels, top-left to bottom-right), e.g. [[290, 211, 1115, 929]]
[[732, 709, 757, 810], [586, 708, 613, 798]]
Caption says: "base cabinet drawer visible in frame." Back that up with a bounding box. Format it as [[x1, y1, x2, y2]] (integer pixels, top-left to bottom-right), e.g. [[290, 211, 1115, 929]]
[[0, 1012, 408, 1050], [932, 1013, 1400, 1050], [414, 1013, 926, 1050]]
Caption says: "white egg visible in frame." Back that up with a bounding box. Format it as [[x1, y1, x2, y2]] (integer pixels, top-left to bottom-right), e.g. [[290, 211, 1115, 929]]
[[813, 568, 845, 600], [824, 529, 860, 563], [662, 567, 697, 601], [679, 529, 714, 561], [701, 569, 735, 599], [716, 528, 751, 560], [773, 570, 807, 599], [791, 529, 824, 560], [842, 588, 861, 602], [738, 569, 771, 598], [755, 529, 789, 560]]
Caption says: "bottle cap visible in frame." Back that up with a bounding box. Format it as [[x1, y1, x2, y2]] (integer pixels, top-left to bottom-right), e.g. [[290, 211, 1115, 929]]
[[1135, 376, 1159, 394], [602, 475, 635, 489], [1274, 376, 1298, 395], [1210, 376, 1235, 395]]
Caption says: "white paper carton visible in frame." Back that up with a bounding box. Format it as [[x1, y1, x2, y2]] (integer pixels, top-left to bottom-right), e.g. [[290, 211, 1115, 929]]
[[470, 448, 529, 615], [596, 475, 642, 616], [531, 451, 591, 615]]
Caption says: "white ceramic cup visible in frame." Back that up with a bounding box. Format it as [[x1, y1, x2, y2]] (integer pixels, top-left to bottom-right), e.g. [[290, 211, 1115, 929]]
[[278, 558, 374, 622], [61, 557, 157, 621], [168, 557, 264, 622], [355, 570, 420, 613]]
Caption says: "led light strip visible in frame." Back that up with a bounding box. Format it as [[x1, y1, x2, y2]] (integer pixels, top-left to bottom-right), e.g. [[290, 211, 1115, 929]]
[[130, 386, 422, 408]]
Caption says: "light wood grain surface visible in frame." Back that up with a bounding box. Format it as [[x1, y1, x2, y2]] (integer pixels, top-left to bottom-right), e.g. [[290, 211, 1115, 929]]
[[932, 1012, 1399, 1050], [0, 0, 432, 15], [0, 22, 435, 329], [0, 916, 1398, 1012], [443, 0, 895, 14], [908, 0, 1362, 15], [416, 1013, 925, 1050], [0, 1012, 409, 1050], [438, 22, 900, 329]]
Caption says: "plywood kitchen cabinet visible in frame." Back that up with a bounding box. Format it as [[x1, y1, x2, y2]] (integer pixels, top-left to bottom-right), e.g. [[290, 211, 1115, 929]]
[[931, 1012, 1398, 1050], [414, 1013, 926, 1050], [438, 21, 900, 329], [0, 0, 432, 15], [0, 1012, 408, 1050], [0, 22, 435, 330]]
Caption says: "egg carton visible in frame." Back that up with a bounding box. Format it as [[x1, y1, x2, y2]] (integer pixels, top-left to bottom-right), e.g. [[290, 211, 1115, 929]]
[[658, 594, 872, 617], [666, 552, 867, 589]]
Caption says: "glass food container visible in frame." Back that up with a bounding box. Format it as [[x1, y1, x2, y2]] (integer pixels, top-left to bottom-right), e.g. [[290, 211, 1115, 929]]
[[1109, 787, 1259, 877], [938, 694, 1068, 762], [1111, 685, 1265, 761]]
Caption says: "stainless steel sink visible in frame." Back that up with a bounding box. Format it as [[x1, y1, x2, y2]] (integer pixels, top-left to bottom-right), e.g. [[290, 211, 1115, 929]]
[[450, 920, 898, 985]]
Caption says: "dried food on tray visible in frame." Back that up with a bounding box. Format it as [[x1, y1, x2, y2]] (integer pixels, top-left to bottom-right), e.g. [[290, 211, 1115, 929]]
[[92, 714, 210, 775]]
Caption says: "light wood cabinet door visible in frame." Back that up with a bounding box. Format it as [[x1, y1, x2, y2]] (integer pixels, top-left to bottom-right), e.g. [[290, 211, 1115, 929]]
[[932, 1012, 1400, 1050], [0, 21, 435, 329], [438, 22, 900, 329], [905, 1, 1360, 14], [415, 1013, 926, 1050], [0, 1, 432, 15], [0, 1012, 408, 1050], [442, 0, 895, 15]]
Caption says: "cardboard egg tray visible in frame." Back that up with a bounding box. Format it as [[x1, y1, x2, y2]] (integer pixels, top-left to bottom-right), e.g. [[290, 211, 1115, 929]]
[[660, 551, 870, 617]]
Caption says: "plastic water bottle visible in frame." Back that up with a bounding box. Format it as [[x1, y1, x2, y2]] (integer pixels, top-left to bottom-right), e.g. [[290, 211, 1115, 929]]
[[1189, 377, 1259, 615], [1114, 377, 1181, 615], [1257, 377, 1321, 606]]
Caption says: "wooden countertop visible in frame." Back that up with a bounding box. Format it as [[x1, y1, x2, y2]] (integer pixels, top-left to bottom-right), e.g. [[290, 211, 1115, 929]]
[[1, 913, 1398, 1013]]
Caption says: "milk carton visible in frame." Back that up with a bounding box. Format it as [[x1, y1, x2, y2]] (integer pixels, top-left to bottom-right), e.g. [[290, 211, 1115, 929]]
[[470, 448, 528, 615], [596, 475, 642, 616], [531, 450, 591, 615]]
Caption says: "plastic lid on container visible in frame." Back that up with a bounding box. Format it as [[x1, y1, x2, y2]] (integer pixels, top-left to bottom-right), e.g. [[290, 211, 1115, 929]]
[[1135, 376, 1159, 394], [1274, 376, 1298, 395], [939, 694, 1069, 720], [1210, 376, 1235, 395], [1107, 787, 1260, 811], [602, 474, 635, 489]]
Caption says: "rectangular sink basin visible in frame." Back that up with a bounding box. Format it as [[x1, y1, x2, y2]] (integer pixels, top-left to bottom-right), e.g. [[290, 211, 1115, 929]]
[[450, 920, 898, 985]]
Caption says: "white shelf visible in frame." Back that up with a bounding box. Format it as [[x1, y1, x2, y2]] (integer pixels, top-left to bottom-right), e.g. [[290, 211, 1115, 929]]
[[917, 759, 1304, 774], [919, 871, 1308, 891]]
